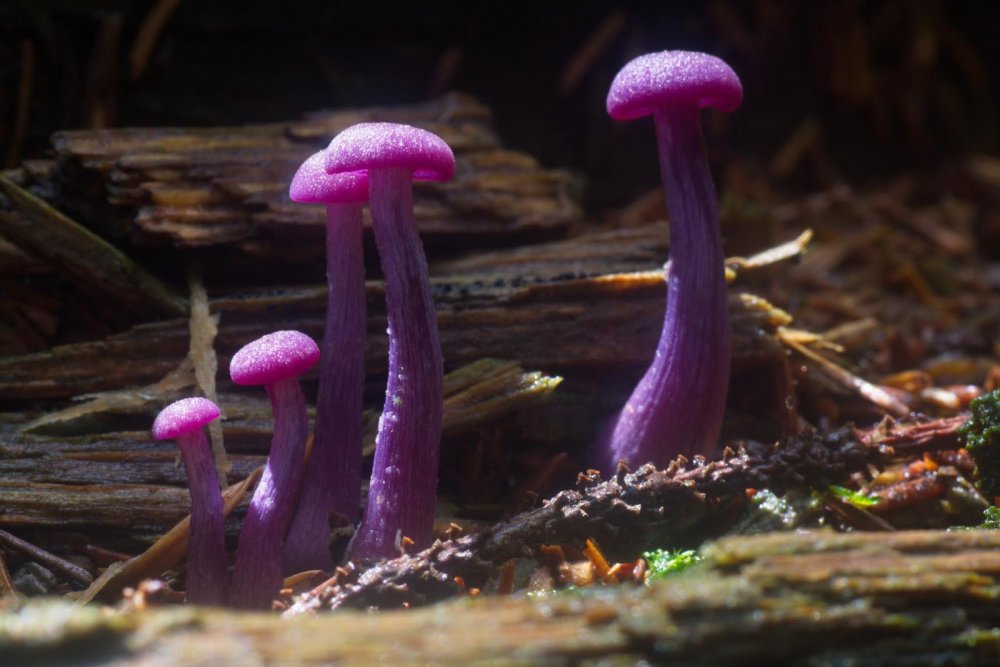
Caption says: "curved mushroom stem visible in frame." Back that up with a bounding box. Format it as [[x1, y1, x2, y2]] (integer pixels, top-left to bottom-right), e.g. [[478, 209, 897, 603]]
[[177, 430, 228, 606], [231, 376, 309, 609], [606, 105, 730, 468], [284, 203, 366, 573], [349, 167, 443, 560]]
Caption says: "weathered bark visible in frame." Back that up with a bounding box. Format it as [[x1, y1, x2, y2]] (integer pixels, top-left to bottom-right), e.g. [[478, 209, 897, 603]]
[[5, 528, 1000, 666], [0, 176, 187, 319], [0, 359, 561, 537], [0, 270, 789, 399], [0, 93, 584, 351], [40, 94, 579, 256]]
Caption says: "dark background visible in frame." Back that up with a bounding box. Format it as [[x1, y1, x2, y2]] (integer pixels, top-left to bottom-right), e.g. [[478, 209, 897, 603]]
[[1, 0, 998, 212]]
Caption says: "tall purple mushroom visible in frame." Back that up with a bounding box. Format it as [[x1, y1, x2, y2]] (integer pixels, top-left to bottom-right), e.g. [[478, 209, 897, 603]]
[[324, 122, 454, 559], [152, 397, 228, 606], [284, 152, 368, 573], [603, 51, 742, 468], [228, 330, 319, 609]]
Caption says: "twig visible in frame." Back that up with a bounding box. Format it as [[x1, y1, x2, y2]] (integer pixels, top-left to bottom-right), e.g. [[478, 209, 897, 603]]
[[0, 176, 188, 318], [558, 10, 628, 95], [75, 467, 261, 604], [781, 331, 912, 418], [130, 0, 183, 81], [0, 529, 92, 586], [83, 13, 122, 129], [0, 550, 20, 599], [187, 266, 228, 486], [856, 414, 967, 456], [871, 194, 970, 256], [728, 229, 813, 271], [4, 40, 35, 168], [426, 46, 463, 97]]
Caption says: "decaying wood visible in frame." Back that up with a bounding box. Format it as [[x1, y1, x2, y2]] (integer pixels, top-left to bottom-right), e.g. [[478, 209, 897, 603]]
[[433, 220, 672, 278], [286, 417, 964, 613], [40, 94, 579, 257], [185, 269, 227, 484], [0, 175, 187, 319], [5, 528, 1000, 665], [0, 359, 561, 537], [0, 266, 790, 400], [858, 414, 968, 455]]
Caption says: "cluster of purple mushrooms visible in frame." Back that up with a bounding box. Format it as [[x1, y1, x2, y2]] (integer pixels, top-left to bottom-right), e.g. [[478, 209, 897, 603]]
[[151, 50, 743, 608]]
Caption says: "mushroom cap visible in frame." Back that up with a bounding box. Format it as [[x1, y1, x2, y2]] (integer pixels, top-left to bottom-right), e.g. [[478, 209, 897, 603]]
[[324, 122, 455, 182], [152, 397, 221, 441], [230, 330, 320, 386], [289, 151, 369, 204], [607, 50, 742, 121]]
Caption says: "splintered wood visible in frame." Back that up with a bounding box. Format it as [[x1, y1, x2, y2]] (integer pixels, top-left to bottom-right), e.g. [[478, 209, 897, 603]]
[[0, 359, 563, 539], [46, 93, 579, 256], [0, 269, 789, 400]]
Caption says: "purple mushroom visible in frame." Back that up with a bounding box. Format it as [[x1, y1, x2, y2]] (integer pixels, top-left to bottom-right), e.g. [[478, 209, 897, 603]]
[[603, 51, 742, 469], [228, 330, 320, 609], [324, 122, 455, 559], [284, 152, 368, 573], [152, 397, 228, 606]]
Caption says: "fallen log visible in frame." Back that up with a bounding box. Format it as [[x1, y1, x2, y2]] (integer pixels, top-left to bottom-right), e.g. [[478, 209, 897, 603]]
[[0, 359, 561, 539], [5, 528, 1000, 665], [0, 268, 789, 400], [43, 93, 580, 260]]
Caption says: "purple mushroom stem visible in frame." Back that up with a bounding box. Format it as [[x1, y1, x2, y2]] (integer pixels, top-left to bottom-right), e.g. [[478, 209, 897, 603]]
[[284, 156, 367, 573], [229, 330, 319, 609], [323, 123, 455, 560], [152, 397, 228, 606], [603, 51, 742, 469], [357, 167, 443, 558]]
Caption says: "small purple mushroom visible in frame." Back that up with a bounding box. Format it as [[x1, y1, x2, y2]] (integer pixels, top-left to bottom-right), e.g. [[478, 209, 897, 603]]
[[324, 122, 455, 559], [228, 330, 319, 609], [603, 51, 742, 468], [284, 152, 368, 572], [152, 397, 227, 606]]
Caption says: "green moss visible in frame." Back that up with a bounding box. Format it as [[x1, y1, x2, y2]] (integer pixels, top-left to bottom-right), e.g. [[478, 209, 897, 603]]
[[959, 389, 1000, 500], [981, 506, 1000, 529], [828, 485, 880, 508], [643, 549, 701, 582]]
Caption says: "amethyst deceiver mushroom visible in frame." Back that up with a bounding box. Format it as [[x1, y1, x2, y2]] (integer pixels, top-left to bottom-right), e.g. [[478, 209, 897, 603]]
[[152, 397, 228, 606], [324, 122, 455, 559], [603, 51, 742, 469], [228, 330, 319, 608], [284, 152, 368, 572]]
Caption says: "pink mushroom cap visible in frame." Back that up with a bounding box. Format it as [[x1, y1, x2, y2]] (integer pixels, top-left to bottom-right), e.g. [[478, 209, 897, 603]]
[[607, 50, 743, 121], [230, 330, 320, 386], [288, 151, 369, 204], [323, 122, 455, 182], [152, 397, 221, 441]]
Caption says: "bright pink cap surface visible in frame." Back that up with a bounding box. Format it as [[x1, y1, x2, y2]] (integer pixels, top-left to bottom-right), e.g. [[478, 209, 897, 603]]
[[152, 397, 221, 440], [230, 330, 320, 386], [289, 151, 369, 204], [607, 50, 742, 120], [324, 122, 455, 182]]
